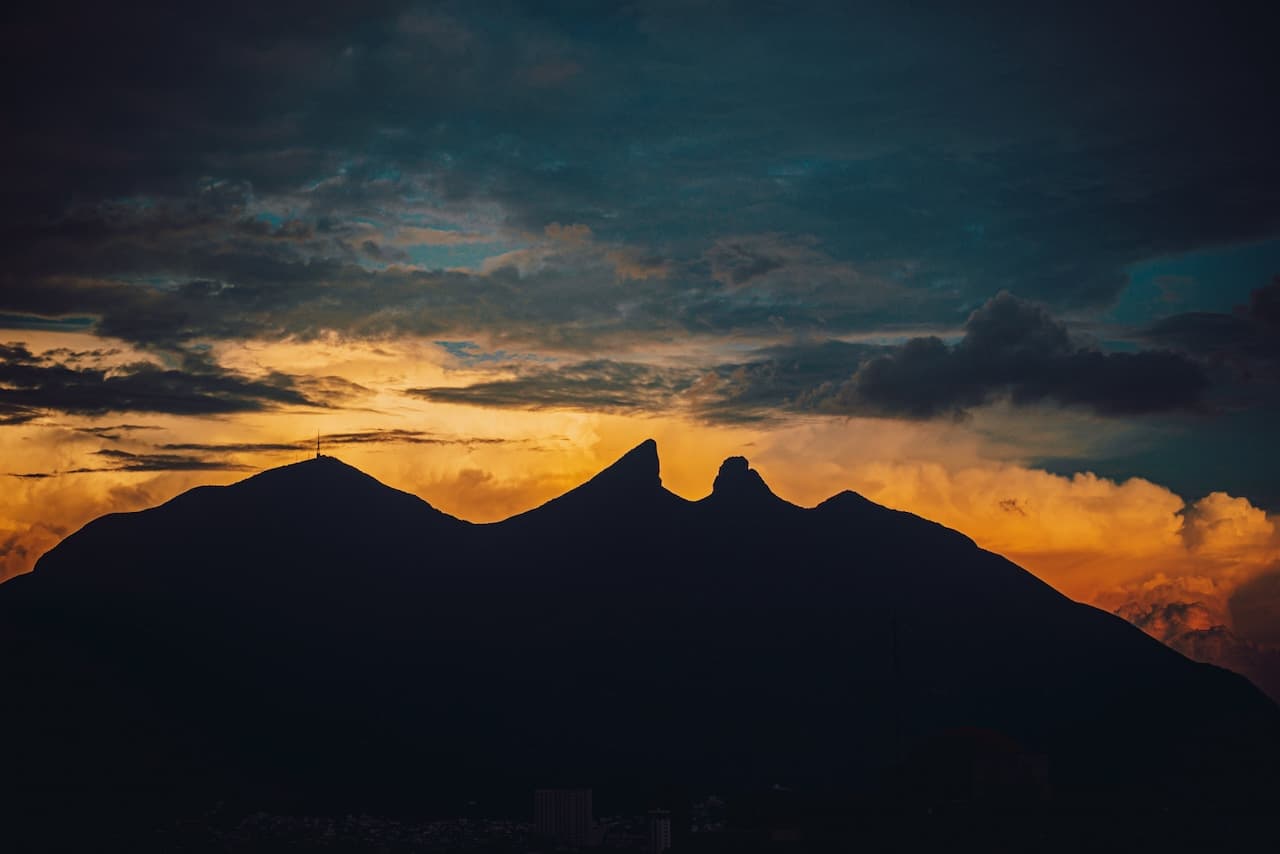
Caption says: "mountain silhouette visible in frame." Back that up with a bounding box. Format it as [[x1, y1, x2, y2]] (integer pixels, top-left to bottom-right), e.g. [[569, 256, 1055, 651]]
[[3, 442, 1278, 836], [499, 437, 685, 529]]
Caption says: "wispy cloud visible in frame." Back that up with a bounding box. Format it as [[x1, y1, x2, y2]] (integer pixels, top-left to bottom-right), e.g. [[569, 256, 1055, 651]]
[[0, 342, 319, 420]]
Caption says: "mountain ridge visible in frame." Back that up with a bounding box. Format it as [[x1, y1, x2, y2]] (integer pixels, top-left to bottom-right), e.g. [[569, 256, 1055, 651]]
[[3, 439, 1278, 830]]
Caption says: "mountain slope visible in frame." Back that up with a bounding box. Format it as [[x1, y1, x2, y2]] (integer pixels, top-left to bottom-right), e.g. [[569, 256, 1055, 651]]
[[2, 442, 1277, 832]]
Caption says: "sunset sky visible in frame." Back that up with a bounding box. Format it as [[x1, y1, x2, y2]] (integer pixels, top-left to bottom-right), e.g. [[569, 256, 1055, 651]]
[[3, 3, 1278, 678]]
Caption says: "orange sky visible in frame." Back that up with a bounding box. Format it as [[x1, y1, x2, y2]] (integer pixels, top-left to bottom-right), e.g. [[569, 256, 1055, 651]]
[[3, 332, 1277, 635]]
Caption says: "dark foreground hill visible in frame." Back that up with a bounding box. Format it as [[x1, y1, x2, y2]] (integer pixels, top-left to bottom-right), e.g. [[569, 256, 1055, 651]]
[[2, 441, 1278, 843]]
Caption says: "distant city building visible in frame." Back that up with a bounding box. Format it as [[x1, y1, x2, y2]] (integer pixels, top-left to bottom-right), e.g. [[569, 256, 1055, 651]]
[[535, 788, 596, 848], [647, 809, 671, 854]]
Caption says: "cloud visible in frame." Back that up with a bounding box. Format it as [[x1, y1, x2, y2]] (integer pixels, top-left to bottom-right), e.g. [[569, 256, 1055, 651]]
[[0, 402, 43, 425], [386, 226, 493, 247], [1183, 491, 1276, 556], [1, 525, 66, 581], [408, 360, 700, 413], [10, 449, 254, 477], [395, 294, 1212, 424], [0, 465, 224, 581], [841, 447, 1280, 694], [543, 222, 593, 244], [1230, 569, 1280, 647], [1144, 277, 1280, 384], [156, 442, 305, 453], [321, 429, 515, 447], [1115, 592, 1280, 704], [0, 341, 318, 419], [427, 465, 571, 523], [820, 293, 1210, 418], [705, 236, 790, 287], [71, 424, 163, 442], [82, 430, 521, 459], [86, 449, 253, 473], [1117, 598, 1220, 641], [682, 340, 884, 423], [3, 2, 1276, 363]]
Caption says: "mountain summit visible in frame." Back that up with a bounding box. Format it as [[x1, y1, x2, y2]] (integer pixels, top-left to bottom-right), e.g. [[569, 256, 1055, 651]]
[[3, 441, 1278, 828], [502, 438, 683, 528], [704, 455, 791, 513], [599, 437, 662, 486]]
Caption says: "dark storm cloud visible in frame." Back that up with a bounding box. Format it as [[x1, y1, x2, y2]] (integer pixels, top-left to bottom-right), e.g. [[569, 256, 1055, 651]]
[[820, 293, 1210, 418], [686, 340, 886, 423], [0, 342, 317, 420], [2, 1, 1277, 425], [0, 242, 698, 352], [405, 295, 1210, 421], [404, 341, 885, 423], [1144, 278, 1280, 383], [5, 2, 1278, 320]]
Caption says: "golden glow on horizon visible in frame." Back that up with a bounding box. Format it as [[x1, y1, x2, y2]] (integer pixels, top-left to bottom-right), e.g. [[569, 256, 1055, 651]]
[[2, 332, 1277, 636]]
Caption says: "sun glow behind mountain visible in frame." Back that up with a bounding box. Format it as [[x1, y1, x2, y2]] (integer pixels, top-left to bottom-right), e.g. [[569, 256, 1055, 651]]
[[3, 1, 1280, 704], [4, 333, 1276, 635]]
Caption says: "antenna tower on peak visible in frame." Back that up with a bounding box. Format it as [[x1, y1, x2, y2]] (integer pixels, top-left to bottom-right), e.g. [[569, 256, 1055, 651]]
[[316, 430, 320, 459]]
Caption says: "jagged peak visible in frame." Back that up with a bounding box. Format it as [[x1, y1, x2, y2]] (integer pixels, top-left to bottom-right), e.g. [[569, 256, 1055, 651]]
[[587, 438, 662, 489], [710, 455, 777, 500], [500, 439, 669, 523]]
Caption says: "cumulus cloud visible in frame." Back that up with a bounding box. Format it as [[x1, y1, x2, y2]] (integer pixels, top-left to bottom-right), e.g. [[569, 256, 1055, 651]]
[[841, 456, 1279, 622], [1115, 590, 1280, 704], [820, 293, 1209, 418], [837, 452, 1280, 698], [1183, 492, 1276, 555]]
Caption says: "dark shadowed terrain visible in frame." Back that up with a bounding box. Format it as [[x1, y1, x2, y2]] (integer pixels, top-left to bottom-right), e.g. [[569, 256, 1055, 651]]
[[3, 441, 1278, 849]]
